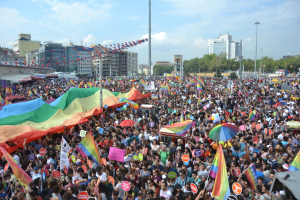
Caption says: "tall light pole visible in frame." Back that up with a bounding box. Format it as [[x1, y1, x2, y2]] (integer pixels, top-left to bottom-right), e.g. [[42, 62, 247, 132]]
[[99, 59, 103, 109], [261, 48, 263, 75], [148, 0, 151, 77], [254, 22, 260, 78]]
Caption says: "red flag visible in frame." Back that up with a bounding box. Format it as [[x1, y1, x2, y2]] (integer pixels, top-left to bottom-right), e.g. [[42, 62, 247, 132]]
[[52, 50, 54, 52], [217, 57, 219, 60]]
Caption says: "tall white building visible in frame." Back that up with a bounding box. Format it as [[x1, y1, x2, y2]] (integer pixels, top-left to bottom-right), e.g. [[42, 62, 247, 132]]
[[208, 33, 242, 60], [77, 47, 93, 75]]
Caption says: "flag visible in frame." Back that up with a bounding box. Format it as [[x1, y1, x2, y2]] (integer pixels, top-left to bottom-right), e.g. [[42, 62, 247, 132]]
[[0, 147, 33, 186], [87, 82, 93, 88], [5, 87, 11, 96], [190, 79, 197, 85], [78, 82, 84, 88], [244, 164, 258, 190], [119, 98, 139, 110], [28, 90, 33, 97], [166, 82, 171, 94], [70, 79, 76, 87], [169, 120, 173, 125], [288, 150, 300, 171], [197, 83, 203, 93], [0, 96, 4, 106], [249, 110, 256, 121], [197, 97, 202, 105], [139, 79, 145, 87], [160, 84, 168, 93], [211, 144, 230, 200], [32, 89, 38, 95], [75, 132, 102, 166], [152, 94, 158, 100], [196, 77, 205, 86]]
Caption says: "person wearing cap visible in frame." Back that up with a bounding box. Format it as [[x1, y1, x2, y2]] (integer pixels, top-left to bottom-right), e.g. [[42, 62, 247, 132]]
[[32, 166, 42, 180]]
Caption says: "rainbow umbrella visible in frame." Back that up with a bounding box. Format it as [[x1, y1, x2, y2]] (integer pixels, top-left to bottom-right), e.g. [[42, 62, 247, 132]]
[[158, 120, 196, 137], [273, 101, 287, 107], [209, 123, 239, 141]]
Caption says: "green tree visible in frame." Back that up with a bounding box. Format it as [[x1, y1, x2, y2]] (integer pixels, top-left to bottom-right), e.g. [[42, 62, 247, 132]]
[[214, 68, 222, 77], [153, 65, 173, 76], [228, 72, 238, 79]]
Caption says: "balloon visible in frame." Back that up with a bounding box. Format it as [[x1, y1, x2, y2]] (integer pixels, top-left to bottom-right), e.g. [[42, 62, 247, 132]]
[[209, 117, 212, 120], [212, 143, 218, 150], [219, 141, 225, 146], [212, 117, 215, 120]]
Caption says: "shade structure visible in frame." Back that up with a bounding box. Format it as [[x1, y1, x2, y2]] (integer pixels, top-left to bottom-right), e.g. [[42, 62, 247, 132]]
[[209, 123, 239, 141], [158, 120, 196, 137], [119, 120, 136, 127], [273, 101, 287, 107]]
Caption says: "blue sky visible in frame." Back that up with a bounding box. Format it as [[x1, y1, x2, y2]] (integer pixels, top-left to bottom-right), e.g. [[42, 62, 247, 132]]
[[0, 0, 299, 65]]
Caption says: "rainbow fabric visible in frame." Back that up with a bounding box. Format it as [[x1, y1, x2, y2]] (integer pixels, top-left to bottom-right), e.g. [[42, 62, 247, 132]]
[[152, 94, 158, 99], [197, 77, 205, 86], [0, 146, 33, 186], [169, 121, 173, 125], [119, 98, 139, 110], [5, 87, 11, 96], [159, 120, 196, 137], [249, 110, 256, 121], [209, 145, 220, 178], [160, 84, 168, 93], [28, 90, 33, 97], [32, 89, 37, 95], [10, 88, 14, 95], [244, 164, 258, 190], [288, 150, 300, 171], [75, 132, 102, 166], [70, 79, 76, 87], [78, 82, 84, 88], [87, 82, 93, 88], [212, 144, 230, 200], [197, 83, 203, 93], [139, 79, 145, 87], [190, 79, 197, 85], [175, 75, 179, 81], [166, 82, 171, 94], [197, 97, 202, 105]]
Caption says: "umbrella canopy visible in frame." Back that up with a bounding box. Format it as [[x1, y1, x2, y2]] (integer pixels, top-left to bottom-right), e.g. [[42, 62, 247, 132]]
[[209, 123, 239, 141], [273, 101, 287, 107], [119, 120, 136, 127], [158, 120, 196, 137]]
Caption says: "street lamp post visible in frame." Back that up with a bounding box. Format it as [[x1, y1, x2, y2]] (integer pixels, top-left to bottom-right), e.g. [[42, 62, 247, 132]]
[[254, 22, 260, 78], [148, 0, 151, 77], [99, 59, 103, 109], [261, 48, 263, 75]]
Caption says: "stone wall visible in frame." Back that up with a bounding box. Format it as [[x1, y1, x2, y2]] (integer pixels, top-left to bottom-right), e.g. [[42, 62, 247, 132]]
[[0, 65, 55, 75]]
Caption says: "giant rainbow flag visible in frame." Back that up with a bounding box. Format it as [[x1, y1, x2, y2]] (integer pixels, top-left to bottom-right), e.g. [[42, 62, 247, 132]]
[[211, 144, 230, 200], [158, 120, 196, 137], [288, 150, 300, 171], [0, 87, 150, 152]]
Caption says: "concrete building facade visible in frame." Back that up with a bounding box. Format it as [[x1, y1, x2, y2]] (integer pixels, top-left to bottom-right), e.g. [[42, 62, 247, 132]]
[[13, 34, 41, 57], [39, 41, 66, 71], [174, 55, 183, 72], [208, 33, 242, 60], [154, 61, 171, 67], [127, 52, 138, 76]]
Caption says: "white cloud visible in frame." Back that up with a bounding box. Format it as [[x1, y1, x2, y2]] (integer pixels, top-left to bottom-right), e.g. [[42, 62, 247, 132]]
[[140, 32, 187, 46], [59, 38, 70, 44], [245, 37, 252, 42], [0, 7, 30, 30], [194, 37, 207, 48], [83, 34, 96, 45], [36, 0, 113, 26], [102, 40, 113, 46]]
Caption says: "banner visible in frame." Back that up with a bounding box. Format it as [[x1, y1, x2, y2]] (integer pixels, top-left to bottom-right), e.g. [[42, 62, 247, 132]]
[[145, 81, 155, 90], [108, 147, 125, 162], [60, 137, 71, 174]]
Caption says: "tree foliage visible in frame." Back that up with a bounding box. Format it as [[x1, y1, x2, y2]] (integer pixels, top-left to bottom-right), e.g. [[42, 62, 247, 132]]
[[229, 72, 238, 79], [182, 54, 300, 74], [153, 65, 173, 76]]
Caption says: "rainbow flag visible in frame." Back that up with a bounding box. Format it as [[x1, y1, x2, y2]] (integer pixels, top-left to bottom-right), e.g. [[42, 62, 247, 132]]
[[0, 147, 33, 186], [244, 164, 258, 190], [160, 84, 168, 93], [159, 120, 196, 137], [75, 132, 102, 166], [152, 94, 158, 100], [5, 87, 11, 96], [197, 83, 203, 93], [169, 120, 173, 125], [209, 145, 220, 178], [46, 90, 49, 96], [119, 98, 139, 110], [139, 79, 145, 87], [70, 79, 76, 87], [171, 89, 177, 95], [197, 77, 205, 86], [28, 90, 33, 97], [32, 89, 37, 95], [175, 75, 179, 81], [10, 88, 14, 95], [87, 81, 93, 88], [212, 144, 230, 200], [190, 79, 197, 85], [78, 82, 84, 88], [166, 82, 171, 94], [197, 97, 202, 105], [249, 110, 256, 121], [288, 150, 300, 171]]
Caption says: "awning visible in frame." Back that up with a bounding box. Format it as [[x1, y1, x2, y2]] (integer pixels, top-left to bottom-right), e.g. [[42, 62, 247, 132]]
[[19, 77, 32, 82]]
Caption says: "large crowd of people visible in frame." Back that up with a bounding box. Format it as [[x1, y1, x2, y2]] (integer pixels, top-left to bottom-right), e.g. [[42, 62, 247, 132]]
[[0, 75, 300, 200]]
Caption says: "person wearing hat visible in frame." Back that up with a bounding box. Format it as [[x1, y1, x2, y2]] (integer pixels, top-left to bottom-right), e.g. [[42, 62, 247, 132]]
[[32, 166, 42, 180]]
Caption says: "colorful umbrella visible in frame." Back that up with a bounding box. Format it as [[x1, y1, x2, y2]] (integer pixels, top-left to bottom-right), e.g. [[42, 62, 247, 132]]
[[158, 120, 196, 137], [119, 120, 136, 127], [209, 123, 239, 141], [273, 101, 287, 107]]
